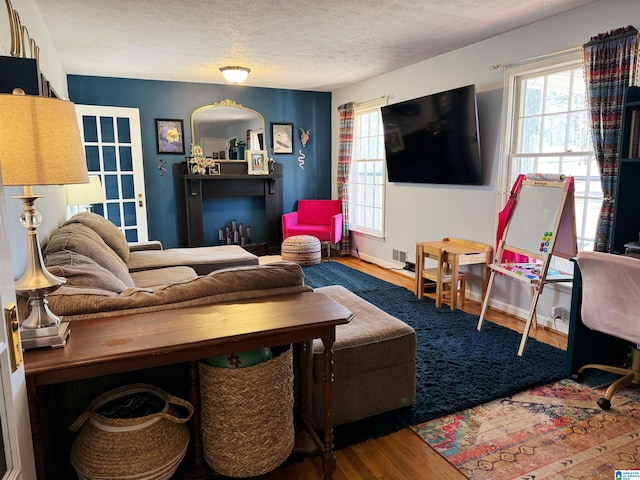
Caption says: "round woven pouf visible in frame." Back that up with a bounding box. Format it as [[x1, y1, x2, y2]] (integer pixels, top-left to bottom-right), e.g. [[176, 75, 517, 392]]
[[281, 235, 321, 266]]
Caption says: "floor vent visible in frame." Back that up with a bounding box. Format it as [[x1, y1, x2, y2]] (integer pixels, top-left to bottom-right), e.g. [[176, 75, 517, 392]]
[[392, 249, 407, 264]]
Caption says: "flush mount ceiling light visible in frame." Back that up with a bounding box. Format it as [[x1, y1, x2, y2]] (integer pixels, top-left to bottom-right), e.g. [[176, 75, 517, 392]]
[[219, 66, 251, 83]]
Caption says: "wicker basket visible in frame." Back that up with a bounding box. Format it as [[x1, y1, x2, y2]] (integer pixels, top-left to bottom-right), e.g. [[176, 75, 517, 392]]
[[69, 383, 193, 480], [199, 345, 295, 477]]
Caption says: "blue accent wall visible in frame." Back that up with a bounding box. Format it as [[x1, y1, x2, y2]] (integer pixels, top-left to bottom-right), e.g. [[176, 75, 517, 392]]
[[68, 76, 332, 248]]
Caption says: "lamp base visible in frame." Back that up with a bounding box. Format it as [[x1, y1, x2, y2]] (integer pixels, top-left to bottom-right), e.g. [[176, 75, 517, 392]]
[[20, 322, 70, 349]]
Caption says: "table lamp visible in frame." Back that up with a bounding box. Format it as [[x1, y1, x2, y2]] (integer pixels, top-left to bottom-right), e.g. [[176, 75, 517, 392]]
[[67, 175, 105, 214], [0, 89, 89, 349]]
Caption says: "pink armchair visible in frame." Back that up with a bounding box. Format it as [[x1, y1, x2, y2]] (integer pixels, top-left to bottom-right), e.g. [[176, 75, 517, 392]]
[[282, 200, 343, 257]]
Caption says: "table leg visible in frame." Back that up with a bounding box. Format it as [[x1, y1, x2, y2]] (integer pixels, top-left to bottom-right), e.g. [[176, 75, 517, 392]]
[[321, 327, 337, 480], [415, 244, 424, 299], [451, 254, 460, 311], [435, 250, 444, 309]]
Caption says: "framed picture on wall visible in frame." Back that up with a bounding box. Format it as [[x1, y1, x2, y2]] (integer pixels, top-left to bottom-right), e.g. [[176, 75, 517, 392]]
[[155, 118, 185, 154], [271, 122, 294, 154]]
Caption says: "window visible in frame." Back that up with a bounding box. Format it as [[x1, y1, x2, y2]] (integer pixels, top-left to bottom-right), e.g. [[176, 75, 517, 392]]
[[348, 106, 386, 236], [501, 55, 599, 253]]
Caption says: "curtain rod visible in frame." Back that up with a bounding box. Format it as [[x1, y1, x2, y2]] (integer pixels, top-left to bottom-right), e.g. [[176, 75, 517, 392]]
[[355, 95, 389, 107], [490, 45, 581, 70]]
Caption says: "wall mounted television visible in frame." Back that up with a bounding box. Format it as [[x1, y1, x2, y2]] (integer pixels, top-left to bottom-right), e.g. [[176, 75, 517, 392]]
[[381, 84, 482, 185]]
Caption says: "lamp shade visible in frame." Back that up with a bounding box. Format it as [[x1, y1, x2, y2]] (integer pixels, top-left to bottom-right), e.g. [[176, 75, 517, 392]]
[[67, 175, 105, 205], [220, 66, 251, 83], [0, 92, 88, 186]]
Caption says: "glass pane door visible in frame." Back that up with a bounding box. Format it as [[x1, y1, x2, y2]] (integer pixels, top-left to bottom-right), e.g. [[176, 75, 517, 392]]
[[75, 105, 148, 242]]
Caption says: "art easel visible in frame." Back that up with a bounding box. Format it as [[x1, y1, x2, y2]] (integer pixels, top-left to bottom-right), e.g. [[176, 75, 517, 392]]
[[477, 174, 577, 356]]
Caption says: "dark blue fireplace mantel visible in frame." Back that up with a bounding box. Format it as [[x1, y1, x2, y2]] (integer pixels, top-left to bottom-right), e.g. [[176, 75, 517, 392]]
[[174, 162, 283, 255]]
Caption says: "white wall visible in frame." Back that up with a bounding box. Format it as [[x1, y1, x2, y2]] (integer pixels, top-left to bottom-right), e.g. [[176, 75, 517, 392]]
[[332, 0, 640, 326], [0, 0, 70, 278]]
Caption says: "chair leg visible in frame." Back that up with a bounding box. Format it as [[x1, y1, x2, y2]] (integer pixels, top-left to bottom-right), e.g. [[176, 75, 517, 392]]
[[578, 347, 640, 408], [603, 372, 637, 401], [434, 281, 442, 308]]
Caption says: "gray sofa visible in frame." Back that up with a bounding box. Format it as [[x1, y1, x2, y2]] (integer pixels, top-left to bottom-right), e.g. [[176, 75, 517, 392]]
[[37, 211, 416, 430], [40, 211, 305, 321]]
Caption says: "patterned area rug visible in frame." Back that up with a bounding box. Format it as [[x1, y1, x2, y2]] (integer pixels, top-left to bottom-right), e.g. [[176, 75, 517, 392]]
[[413, 372, 640, 479]]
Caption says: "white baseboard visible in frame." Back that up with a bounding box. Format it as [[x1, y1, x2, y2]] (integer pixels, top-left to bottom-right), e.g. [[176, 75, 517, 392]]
[[353, 249, 410, 274]]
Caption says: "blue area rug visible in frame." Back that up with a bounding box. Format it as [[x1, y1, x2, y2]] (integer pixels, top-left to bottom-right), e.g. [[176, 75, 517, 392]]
[[302, 261, 567, 449]]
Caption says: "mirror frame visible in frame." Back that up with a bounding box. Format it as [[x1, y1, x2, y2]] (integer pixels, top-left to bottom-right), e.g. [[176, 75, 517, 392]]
[[190, 99, 266, 161]]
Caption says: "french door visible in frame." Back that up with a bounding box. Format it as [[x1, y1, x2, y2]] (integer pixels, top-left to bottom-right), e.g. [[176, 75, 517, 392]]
[[75, 105, 148, 242]]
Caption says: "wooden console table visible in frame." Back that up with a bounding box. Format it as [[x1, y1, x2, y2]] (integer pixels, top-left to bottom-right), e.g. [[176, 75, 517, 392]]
[[24, 292, 353, 480]]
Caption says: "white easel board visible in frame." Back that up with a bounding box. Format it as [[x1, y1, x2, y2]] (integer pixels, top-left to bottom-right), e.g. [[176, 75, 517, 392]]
[[478, 176, 577, 356], [501, 179, 577, 261]]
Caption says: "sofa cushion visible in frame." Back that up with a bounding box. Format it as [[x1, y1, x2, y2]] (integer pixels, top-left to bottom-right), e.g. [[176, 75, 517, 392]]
[[46, 262, 311, 321], [65, 211, 131, 263], [127, 245, 259, 275], [311, 285, 416, 379], [45, 251, 129, 293], [130, 266, 198, 288], [43, 223, 134, 288]]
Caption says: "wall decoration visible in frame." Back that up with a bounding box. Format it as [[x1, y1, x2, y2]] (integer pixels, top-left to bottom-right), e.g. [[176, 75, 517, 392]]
[[247, 150, 269, 175], [155, 119, 185, 154], [299, 128, 311, 148], [297, 150, 306, 171], [271, 122, 294, 154], [157, 156, 167, 176]]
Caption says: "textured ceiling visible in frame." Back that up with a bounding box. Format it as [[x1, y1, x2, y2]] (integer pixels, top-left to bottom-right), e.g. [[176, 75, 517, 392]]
[[34, 0, 598, 92]]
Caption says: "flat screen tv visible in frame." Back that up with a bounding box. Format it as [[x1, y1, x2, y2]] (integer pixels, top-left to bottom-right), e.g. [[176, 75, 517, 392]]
[[381, 84, 482, 185]]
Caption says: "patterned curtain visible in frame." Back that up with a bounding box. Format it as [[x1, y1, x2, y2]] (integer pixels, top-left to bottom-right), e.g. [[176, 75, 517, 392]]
[[337, 102, 355, 255], [582, 26, 640, 252]]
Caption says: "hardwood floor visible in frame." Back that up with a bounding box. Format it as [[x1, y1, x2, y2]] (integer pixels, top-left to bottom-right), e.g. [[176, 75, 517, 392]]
[[262, 255, 568, 480]]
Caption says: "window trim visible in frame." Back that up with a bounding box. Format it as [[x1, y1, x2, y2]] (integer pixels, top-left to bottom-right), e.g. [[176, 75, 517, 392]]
[[498, 51, 598, 270], [348, 101, 387, 238], [497, 52, 583, 210]]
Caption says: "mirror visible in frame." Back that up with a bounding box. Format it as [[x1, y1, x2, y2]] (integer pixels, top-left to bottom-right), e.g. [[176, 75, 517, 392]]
[[190, 99, 265, 160]]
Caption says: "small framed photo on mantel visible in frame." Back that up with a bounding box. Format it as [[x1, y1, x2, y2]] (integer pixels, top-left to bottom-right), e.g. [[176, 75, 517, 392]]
[[271, 122, 293, 154], [247, 150, 269, 175]]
